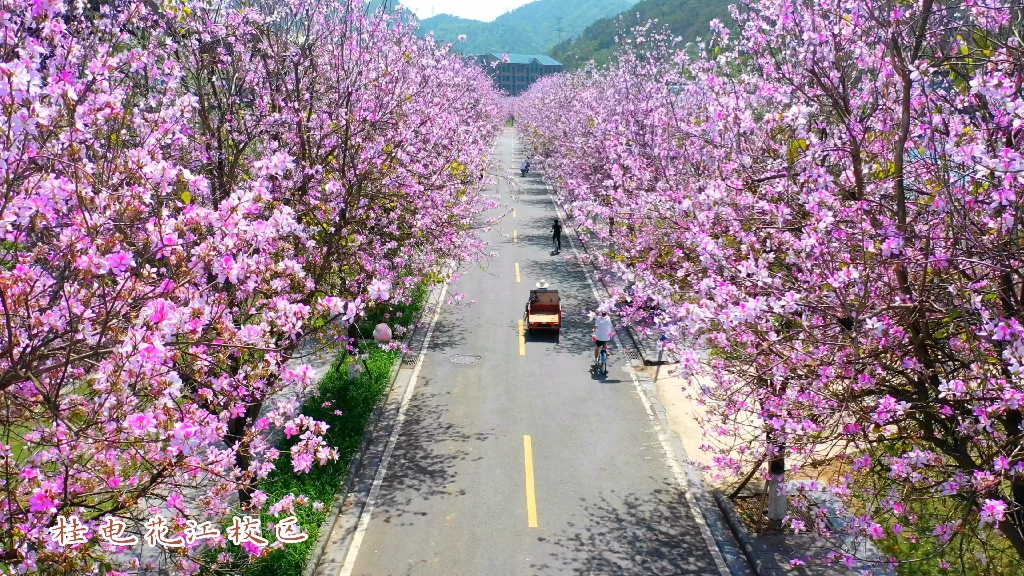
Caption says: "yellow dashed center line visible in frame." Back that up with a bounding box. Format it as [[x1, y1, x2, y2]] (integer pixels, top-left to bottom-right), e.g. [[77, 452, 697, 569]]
[[523, 435, 538, 528], [513, 230, 518, 243], [513, 208, 517, 218], [515, 262, 521, 282], [518, 319, 526, 356]]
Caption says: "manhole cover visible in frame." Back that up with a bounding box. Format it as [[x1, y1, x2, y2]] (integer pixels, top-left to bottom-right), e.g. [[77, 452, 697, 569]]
[[449, 354, 481, 365]]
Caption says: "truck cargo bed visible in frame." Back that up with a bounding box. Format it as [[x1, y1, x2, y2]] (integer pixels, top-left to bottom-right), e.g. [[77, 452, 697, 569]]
[[528, 313, 559, 323]]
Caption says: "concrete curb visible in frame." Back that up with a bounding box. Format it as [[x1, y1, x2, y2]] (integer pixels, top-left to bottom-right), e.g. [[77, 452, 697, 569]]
[[714, 491, 787, 576], [301, 288, 443, 576]]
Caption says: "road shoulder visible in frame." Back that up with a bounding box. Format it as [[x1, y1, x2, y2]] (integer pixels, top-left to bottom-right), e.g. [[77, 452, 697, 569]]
[[306, 282, 449, 576]]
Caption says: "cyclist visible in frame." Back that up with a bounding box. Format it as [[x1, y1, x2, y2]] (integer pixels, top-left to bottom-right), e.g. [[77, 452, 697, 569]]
[[593, 310, 613, 365], [551, 218, 562, 253]]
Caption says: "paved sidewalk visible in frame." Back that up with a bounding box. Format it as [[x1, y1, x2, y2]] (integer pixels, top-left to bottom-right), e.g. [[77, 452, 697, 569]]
[[634, 369, 894, 576]]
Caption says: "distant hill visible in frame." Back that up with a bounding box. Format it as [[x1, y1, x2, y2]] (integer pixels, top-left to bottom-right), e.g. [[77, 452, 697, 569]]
[[416, 0, 638, 56], [550, 0, 734, 69]]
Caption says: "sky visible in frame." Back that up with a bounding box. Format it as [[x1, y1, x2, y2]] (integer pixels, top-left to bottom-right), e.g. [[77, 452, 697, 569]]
[[398, 0, 534, 22]]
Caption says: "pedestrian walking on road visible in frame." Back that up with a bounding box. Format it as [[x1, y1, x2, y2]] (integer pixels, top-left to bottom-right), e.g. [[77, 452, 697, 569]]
[[551, 218, 562, 253]]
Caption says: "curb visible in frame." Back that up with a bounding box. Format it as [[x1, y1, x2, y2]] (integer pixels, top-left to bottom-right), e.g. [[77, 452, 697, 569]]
[[714, 491, 786, 576], [619, 318, 677, 366], [301, 287, 443, 576]]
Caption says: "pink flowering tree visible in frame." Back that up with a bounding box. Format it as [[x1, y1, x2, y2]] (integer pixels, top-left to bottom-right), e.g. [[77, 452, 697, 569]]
[[0, 2, 233, 571], [166, 0, 500, 507], [0, 0, 500, 572], [520, 0, 1024, 569]]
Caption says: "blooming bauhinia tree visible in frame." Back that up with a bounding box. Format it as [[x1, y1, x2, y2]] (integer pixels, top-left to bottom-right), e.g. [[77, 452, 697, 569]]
[[0, 0, 501, 572], [520, 0, 1024, 569]]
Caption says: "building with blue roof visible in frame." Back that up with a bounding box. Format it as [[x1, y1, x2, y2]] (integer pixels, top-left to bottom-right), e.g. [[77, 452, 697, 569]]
[[476, 52, 564, 96]]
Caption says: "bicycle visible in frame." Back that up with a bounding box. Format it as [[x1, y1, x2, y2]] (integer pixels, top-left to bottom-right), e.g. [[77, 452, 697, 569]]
[[592, 337, 609, 375]]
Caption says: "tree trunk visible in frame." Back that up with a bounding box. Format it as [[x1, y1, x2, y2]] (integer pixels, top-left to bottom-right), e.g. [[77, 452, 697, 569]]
[[225, 400, 264, 507], [998, 512, 1024, 562], [766, 430, 787, 523]]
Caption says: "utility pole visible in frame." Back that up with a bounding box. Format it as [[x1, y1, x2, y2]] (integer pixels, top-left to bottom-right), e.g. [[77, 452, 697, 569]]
[[555, 16, 566, 44]]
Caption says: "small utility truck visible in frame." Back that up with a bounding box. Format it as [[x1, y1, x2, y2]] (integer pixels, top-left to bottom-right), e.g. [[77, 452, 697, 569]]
[[524, 288, 562, 333]]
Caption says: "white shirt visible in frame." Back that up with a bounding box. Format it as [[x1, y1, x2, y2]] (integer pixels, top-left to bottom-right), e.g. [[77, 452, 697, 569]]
[[594, 315, 613, 341]]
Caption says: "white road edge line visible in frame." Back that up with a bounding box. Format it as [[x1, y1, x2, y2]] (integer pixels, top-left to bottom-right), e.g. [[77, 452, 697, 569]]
[[544, 183, 732, 576], [338, 282, 450, 576]]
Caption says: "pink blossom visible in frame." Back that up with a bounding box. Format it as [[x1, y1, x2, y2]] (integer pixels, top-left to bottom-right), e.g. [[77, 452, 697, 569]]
[[979, 499, 1007, 527], [167, 492, 185, 511], [105, 251, 136, 276], [994, 455, 1011, 472], [374, 323, 392, 343], [29, 486, 58, 513], [368, 279, 392, 301]]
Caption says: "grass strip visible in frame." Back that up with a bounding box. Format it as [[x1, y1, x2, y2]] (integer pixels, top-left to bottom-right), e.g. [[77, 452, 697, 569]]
[[238, 285, 428, 576]]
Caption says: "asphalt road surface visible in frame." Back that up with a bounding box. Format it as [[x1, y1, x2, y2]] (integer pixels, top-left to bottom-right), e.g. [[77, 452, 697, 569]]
[[343, 129, 723, 576]]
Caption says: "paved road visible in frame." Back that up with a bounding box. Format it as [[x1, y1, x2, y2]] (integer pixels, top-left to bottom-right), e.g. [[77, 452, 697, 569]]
[[340, 129, 725, 576]]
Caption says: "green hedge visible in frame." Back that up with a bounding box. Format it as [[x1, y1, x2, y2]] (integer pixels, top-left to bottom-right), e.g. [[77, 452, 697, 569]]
[[240, 346, 399, 576], [234, 285, 429, 575]]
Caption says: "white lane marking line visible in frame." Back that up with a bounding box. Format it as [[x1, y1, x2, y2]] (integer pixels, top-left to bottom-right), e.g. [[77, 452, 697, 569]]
[[624, 369, 730, 576], [338, 282, 450, 576], [545, 183, 732, 576]]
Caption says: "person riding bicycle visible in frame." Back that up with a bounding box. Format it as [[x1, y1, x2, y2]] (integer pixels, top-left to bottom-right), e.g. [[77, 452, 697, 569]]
[[551, 218, 562, 252], [593, 310, 613, 365]]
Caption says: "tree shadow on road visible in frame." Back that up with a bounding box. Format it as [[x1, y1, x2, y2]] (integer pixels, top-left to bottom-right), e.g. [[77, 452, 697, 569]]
[[521, 259, 603, 355], [425, 310, 470, 353], [525, 329, 560, 344], [515, 195, 558, 210], [588, 366, 625, 384], [372, 387, 494, 527], [517, 216, 564, 250], [531, 487, 718, 575]]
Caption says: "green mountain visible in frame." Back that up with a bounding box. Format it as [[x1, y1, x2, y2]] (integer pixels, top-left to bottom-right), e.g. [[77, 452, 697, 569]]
[[416, 0, 638, 56], [550, 0, 734, 69]]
